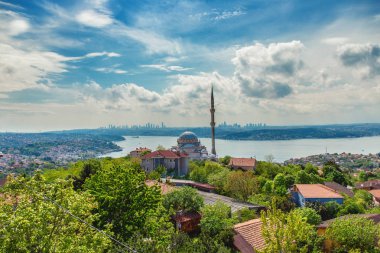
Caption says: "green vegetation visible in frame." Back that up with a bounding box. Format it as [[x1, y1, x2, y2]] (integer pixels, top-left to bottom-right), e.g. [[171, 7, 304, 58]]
[[163, 187, 204, 213], [325, 216, 380, 252], [2, 153, 380, 252]]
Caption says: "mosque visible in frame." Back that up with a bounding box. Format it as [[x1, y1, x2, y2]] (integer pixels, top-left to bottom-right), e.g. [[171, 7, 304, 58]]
[[171, 131, 209, 160], [171, 86, 217, 160]]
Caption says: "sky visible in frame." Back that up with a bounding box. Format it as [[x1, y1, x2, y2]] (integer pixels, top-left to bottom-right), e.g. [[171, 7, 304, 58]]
[[0, 0, 380, 132]]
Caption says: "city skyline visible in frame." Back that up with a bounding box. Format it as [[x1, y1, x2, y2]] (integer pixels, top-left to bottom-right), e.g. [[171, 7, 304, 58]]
[[1, 0, 380, 131]]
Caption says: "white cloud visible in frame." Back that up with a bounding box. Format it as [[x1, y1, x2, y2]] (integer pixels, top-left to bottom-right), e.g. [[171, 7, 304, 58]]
[[95, 67, 127, 74], [140, 64, 191, 72], [85, 51, 121, 58], [321, 37, 349, 45], [75, 9, 112, 28], [232, 41, 304, 98]]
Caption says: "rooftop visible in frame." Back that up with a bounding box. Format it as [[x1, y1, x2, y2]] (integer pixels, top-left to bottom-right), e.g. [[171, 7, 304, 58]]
[[229, 158, 256, 168], [324, 182, 354, 197], [369, 189, 380, 199], [142, 150, 187, 159], [317, 214, 380, 229], [233, 218, 265, 253], [294, 184, 343, 199]]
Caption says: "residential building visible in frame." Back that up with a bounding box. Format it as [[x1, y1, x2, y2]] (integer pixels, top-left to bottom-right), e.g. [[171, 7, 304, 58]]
[[233, 219, 265, 253], [129, 147, 151, 158], [323, 182, 354, 198], [229, 158, 257, 171], [369, 189, 380, 205], [292, 184, 344, 207], [141, 150, 189, 176], [355, 179, 380, 190], [172, 211, 202, 233]]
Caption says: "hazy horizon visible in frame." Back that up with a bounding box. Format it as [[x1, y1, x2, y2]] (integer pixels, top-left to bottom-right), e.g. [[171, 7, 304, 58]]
[[1, 0, 380, 132]]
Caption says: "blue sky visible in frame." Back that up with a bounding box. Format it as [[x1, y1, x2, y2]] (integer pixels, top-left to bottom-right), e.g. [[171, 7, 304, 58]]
[[0, 0, 380, 131]]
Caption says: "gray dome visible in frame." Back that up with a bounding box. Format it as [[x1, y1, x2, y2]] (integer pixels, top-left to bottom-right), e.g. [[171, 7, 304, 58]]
[[178, 131, 199, 144]]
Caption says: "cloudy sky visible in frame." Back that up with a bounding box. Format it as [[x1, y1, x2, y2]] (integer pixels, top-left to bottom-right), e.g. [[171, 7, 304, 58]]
[[1, 0, 380, 131]]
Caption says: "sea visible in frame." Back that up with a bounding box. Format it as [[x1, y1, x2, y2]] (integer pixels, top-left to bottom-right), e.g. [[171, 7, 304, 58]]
[[101, 135, 380, 162]]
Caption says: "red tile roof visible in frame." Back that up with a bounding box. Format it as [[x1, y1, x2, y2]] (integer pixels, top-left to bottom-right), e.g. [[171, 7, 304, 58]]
[[355, 180, 380, 189], [173, 212, 202, 223], [294, 184, 343, 199], [142, 150, 186, 159], [369, 189, 380, 199], [233, 218, 265, 253], [229, 158, 256, 168]]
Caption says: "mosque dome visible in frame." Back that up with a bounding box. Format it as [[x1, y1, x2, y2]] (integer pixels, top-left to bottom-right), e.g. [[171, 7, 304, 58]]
[[177, 131, 199, 144]]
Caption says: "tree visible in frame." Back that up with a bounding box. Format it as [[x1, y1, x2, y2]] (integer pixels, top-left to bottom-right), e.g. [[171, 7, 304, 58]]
[[260, 205, 321, 253], [264, 154, 275, 163], [219, 156, 231, 166], [207, 167, 230, 194], [273, 173, 287, 196], [0, 174, 111, 252], [338, 198, 365, 216], [354, 190, 374, 209], [163, 186, 204, 213], [325, 216, 379, 252], [295, 170, 312, 184], [200, 201, 236, 244], [84, 161, 173, 247], [305, 201, 340, 221], [224, 170, 259, 201], [72, 159, 102, 190], [291, 207, 322, 226], [156, 145, 165, 150]]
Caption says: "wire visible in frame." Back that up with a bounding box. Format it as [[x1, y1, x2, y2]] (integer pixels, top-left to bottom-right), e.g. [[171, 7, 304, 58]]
[[20, 183, 138, 253], [43, 195, 137, 253]]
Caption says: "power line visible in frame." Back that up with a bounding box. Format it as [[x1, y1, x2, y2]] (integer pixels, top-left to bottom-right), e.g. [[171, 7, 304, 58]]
[[44, 195, 137, 253], [22, 183, 138, 253]]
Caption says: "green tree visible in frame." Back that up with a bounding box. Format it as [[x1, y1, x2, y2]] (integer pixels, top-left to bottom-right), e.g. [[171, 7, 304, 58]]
[[295, 170, 312, 184], [219, 156, 231, 166], [291, 207, 322, 226], [224, 170, 259, 201], [207, 167, 230, 194], [163, 186, 204, 213], [260, 205, 321, 253], [338, 198, 365, 216], [84, 162, 173, 248], [354, 189, 374, 209], [325, 216, 379, 252], [156, 145, 165, 150], [0, 174, 111, 253], [200, 201, 236, 244], [273, 173, 287, 196]]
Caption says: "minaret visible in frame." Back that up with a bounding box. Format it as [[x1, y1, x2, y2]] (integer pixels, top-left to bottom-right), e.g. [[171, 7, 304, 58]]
[[210, 85, 216, 155]]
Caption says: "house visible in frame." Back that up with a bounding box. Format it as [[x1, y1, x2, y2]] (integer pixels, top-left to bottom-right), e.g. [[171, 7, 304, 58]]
[[172, 211, 202, 233], [141, 150, 189, 177], [317, 214, 380, 252], [323, 182, 354, 198], [355, 179, 380, 191], [292, 184, 344, 207], [229, 158, 257, 171], [369, 189, 380, 205], [130, 147, 151, 158], [233, 219, 265, 253]]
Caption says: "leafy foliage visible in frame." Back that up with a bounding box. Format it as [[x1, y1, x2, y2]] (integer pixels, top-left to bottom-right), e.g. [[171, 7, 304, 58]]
[[0, 174, 111, 253], [163, 186, 204, 213], [260, 205, 321, 253], [325, 216, 380, 252], [291, 207, 322, 226]]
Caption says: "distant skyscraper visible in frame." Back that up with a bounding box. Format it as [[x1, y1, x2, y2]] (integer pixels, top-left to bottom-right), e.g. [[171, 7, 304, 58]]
[[210, 85, 216, 155]]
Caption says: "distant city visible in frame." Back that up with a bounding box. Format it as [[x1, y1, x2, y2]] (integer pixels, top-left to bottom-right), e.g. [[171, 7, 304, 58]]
[[101, 121, 267, 130]]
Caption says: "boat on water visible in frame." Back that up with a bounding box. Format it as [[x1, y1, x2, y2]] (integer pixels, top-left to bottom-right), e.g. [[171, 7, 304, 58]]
[[131, 136, 139, 138]]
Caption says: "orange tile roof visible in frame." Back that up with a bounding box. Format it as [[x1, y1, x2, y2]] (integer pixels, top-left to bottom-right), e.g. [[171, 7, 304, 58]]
[[229, 158, 256, 168], [295, 184, 343, 199], [369, 189, 380, 199], [233, 218, 265, 252]]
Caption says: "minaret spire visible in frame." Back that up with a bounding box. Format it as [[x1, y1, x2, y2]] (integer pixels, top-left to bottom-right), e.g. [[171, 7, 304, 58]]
[[210, 85, 216, 156]]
